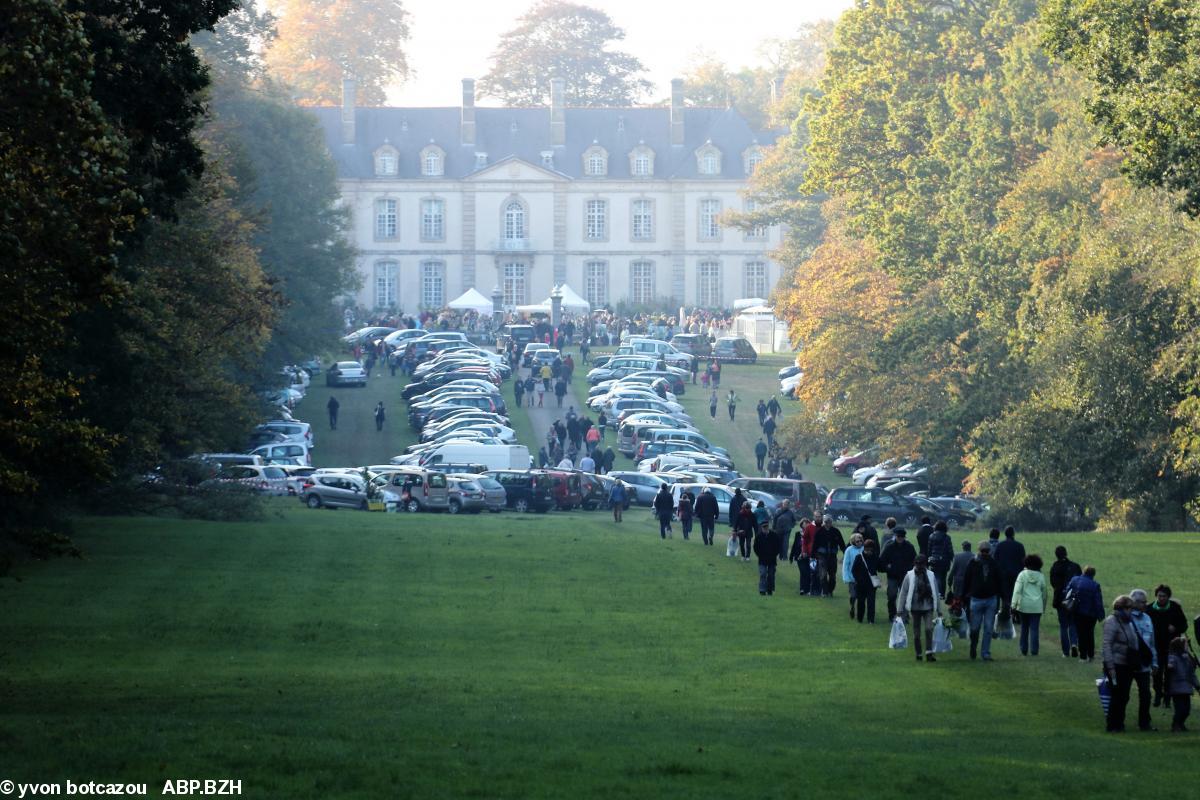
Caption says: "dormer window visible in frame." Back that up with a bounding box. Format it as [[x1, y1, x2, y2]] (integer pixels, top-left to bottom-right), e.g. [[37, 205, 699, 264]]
[[744, 146, 764, 175], [374, 145, 398, 177], [629, 144, 655, 177], [696, 142, 722, 175], [475, 152, 488, 169], [420, 144, 445, 177], [583, 145, 608, 177]]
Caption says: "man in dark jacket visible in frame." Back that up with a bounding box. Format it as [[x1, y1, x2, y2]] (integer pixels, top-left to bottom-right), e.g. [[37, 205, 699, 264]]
[[754, 527, 782, 595], [814, 515, 846, 597], [916, 517, 933, 556], [694, 488, 720, 546], [327, 395, 340, 430], [1147, 584, 1189, 708], [878, 528, 916, 619], [926, 521, 955, 599], [993, 526, 1026, 615], [755, 438, 768, 472], [949, 540, 974, 601], [762, 415, 777, 448], [853, 515, 879, 551], [602, 447, 616, 475], [653, 485, 675, 539], [771, 501, 797, 564], [729, 487, 748, 527], [1049, 545, 1083, 657], [962, 541, 1003, 660]]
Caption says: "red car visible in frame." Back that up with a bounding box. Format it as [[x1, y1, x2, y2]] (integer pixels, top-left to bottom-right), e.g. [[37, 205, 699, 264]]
[[833, 448, 877, 474], [545, 470, 584, 510]]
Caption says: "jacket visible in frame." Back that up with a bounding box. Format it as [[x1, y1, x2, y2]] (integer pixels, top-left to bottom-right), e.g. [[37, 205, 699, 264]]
[[962, 557, 1002, 600], [949, 552, 973, 597], [842, 544, 864, 583], [1102, 612, 1145, 670], [854, 524, 879, 551], [1167, 653, 1200, 696], [927, 531, 954, 570], [734, 508, 758, 538], [608, 483, 627, 504], [1131, 610, 1157, 670], [851, 551, 880, 592], [1065, 575, 1104, 620], [916, 524, 933, 556], [728, 491, 747, 525], [653, 490, 674, 517], [753, 530, 781, 565], [993, 538, 1026, 579], [694, 492, 719, 520], [1049, 557, 1082, 608], [897, 568, 943, 615], [789, 522, 817, 561], [1147, 600, 1188, 654], [771, 509, 797, 535], [1010, 569, 1049, 615], [877, 538, 916, 582], [677, 495, 694, 520], [814, 525, 845, 557]]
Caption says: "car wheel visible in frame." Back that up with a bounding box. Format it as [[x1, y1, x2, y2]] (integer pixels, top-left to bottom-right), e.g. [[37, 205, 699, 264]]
[[448, 499, 462, 514], [905, 514, 917, 525], [947, 517, 960, 528], [359, 500, 369, 511], [306, 495, 322, 509], [513, 498, 529, 513], [405, 499, 421, 513]]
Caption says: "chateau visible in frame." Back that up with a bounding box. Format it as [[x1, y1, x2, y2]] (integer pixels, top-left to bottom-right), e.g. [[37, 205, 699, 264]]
[[309, 78, 782, 314]]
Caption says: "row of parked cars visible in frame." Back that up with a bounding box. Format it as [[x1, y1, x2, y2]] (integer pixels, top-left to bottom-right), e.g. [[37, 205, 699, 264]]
[[826, 449, 989, 527]]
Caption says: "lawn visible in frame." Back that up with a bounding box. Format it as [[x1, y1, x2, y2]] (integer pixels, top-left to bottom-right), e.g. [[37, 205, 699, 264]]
[[2, 507, 1197, 799], [293, 369, 415, 467]]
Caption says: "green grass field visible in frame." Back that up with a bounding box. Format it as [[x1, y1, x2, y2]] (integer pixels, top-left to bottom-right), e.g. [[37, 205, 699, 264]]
[[2, 506, 1197, 799], [294, 370, 415, 467]]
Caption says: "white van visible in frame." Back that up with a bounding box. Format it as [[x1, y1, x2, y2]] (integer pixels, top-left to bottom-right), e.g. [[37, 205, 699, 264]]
[[418, 443, 530, 471]]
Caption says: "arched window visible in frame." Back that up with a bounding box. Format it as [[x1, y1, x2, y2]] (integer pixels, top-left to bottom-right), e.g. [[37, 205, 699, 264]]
[[629, 144, 655, 177], [420, 145, 445, 176], [744, 147, 764, 175], [504, 200, 526, 241], [583, 145, 608, 177], [374, 145, 398, 176], [696, 143, 722, 175]]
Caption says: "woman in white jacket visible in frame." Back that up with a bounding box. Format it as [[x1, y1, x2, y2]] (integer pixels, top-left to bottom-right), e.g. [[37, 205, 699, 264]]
[[898, 554, 944, 662]]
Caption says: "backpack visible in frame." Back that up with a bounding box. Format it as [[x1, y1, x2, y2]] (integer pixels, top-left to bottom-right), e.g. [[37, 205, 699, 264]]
[[1061, 583, 1079, 613]]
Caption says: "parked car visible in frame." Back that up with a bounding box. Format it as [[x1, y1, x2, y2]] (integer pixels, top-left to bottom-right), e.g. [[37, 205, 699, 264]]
[[521, 342, 553, 367], [378, 469, 450, 512], [670, 483, 737, 520], [195, 452, 264, 468], [256, 420, 313, 449], [824, 486, 926, 525], [248, 442, 311, 466], [832, 448, 878, 474], [446, 475, 506, 513], [326, 361, 368, 387], [485, 469, 555, 513], [205, 464, 289, 496], [299, 472, 369, 509], [930, 496, 988, 518], [727, 477, 824, 519], [669, 333, 712, 359], [503, 324, 537, 351], [606, 471, 668, 505], [545, 469, 584, 510], [712, 336, 757, 363], [342, 326, 397, 346]]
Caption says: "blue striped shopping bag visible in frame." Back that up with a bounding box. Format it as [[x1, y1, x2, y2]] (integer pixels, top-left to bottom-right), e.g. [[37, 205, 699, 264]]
[[1096, 676, 1112, 715]]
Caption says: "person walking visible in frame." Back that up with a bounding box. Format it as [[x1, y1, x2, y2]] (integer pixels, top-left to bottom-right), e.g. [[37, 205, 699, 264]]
[[897, 555, 944, 661], [962, 540, 1002, 661], [762, 415, 777, 448], [514, 377, 525, 408], [949, 540, 973, 602], [927, 521, 954, 599], [524, 375, 536, 407], [790, 517, 817, 595], [539, 363, 552, 391], [1066, 566, 1105, 662], [842, 533, 865, 620], [653, 484, 675, 539], [709, 390, 718, 420], [373, 401, 386, 432], [814, 515, 846, 597], [852, 515, 879, 552], [916, 517, 933, 557], [1130, 589, 1158, 730], [677, 489, 695, 541], [1103, 595, 1149, 733], [755, 438, 768, 472], [1049, 546, 1083, 658], [327, 395, 340, 430], [536, 379, 546, 407], [608, 480, 628, 523], [554, 378, 567, 408], [754, 524, 782, 596], [756, 399, 768, 427], [695, 487, 719, 546], [878, 528, 916, 619], [733, 502, 757, 562], [726, 389, 738, 421], [851, 539, 881, 623], [767, 395, 781, 420], [993, 526, 1026, 617], [603, 446, 616, 475], [1166, 636, 1200, 731], [597, 410, 607, 439], [1147, 585, 1189, 709], [771, 500, 797, 563], [1011, 554, 1049, 656]]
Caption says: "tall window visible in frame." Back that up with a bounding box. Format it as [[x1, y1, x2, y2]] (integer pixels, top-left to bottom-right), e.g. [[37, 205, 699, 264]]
[[746, 151, 764, 174], [502, 262, 527, 306], [585, 199, 607, 240], [699, 199, 721, 240], [420, 261, 444, 308], [422, 150, 442, 176], [744, 199, 766, 239], [633, 153, 652, 176], [744, 261, 768, 299], [697, 261, 722, 308], [630, 261, 655, 305], [375, 150, 397, 176], [631, 199, 654, 240], [584, 261, 608, 307], [375, 198, 397, 239], [586, 151, 607, 176], [504, 200, 526, 240], [421, 199, 444, 240], [702, 153, 718, 174], [374, 261, 399, 308]]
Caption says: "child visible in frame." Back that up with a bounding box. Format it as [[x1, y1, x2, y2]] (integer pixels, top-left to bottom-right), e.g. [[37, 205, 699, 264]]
[[1167, 636, 1200, 732]]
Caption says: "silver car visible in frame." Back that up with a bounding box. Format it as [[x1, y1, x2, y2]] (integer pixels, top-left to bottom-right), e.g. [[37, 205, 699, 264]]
[[326, 361, 368, 387], [447, 475, 506, 513], [300, 472, 369, 510]]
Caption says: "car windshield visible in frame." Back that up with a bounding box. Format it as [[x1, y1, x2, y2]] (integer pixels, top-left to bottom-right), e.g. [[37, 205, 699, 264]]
[[263, 467, 285, 479], [477, 478, 502, 490]]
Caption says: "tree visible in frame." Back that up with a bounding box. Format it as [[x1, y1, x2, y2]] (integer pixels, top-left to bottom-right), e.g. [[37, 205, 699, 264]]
[[264, 0, 410, 106], [1042, 0, 1200, 216], [479, 1, 652, 107]]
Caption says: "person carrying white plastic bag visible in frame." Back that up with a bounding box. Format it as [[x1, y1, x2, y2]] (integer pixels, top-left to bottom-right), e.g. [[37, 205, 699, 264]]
[[726, 532, 739, 558], [896, 554, 945, 661], [890, 617, 909, 650], [932, 617, 954, 654]]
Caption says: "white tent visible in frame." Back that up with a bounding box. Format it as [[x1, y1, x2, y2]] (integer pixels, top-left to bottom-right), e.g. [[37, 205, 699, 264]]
[[733, 297, 767, 311], [539, 284, 591, 313], [446, 287, 494, 316]]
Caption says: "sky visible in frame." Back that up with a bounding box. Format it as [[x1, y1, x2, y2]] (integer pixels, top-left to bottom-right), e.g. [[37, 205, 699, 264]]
[[387, 0, 855, 106]]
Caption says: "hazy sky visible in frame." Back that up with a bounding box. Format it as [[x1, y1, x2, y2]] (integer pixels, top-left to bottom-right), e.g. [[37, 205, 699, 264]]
[[388, 0, 854, 106]]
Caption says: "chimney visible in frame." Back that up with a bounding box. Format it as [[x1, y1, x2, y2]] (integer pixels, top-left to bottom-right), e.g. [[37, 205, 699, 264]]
[[550, 78, 566, 147], [341, 77, 356, 145], [461, 78, 476, 146], [670, 78, 685, 146]]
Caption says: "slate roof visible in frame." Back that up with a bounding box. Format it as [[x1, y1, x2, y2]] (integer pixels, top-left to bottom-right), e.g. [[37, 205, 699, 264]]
[[307, 105, 779, 181]]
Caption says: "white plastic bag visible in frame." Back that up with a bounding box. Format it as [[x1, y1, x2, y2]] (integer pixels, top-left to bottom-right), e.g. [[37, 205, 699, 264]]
[[726, 534, 738, 557], [993, 610, 1015, 640], [931, 618, 953, 653], [890, 617, 909, 650]]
